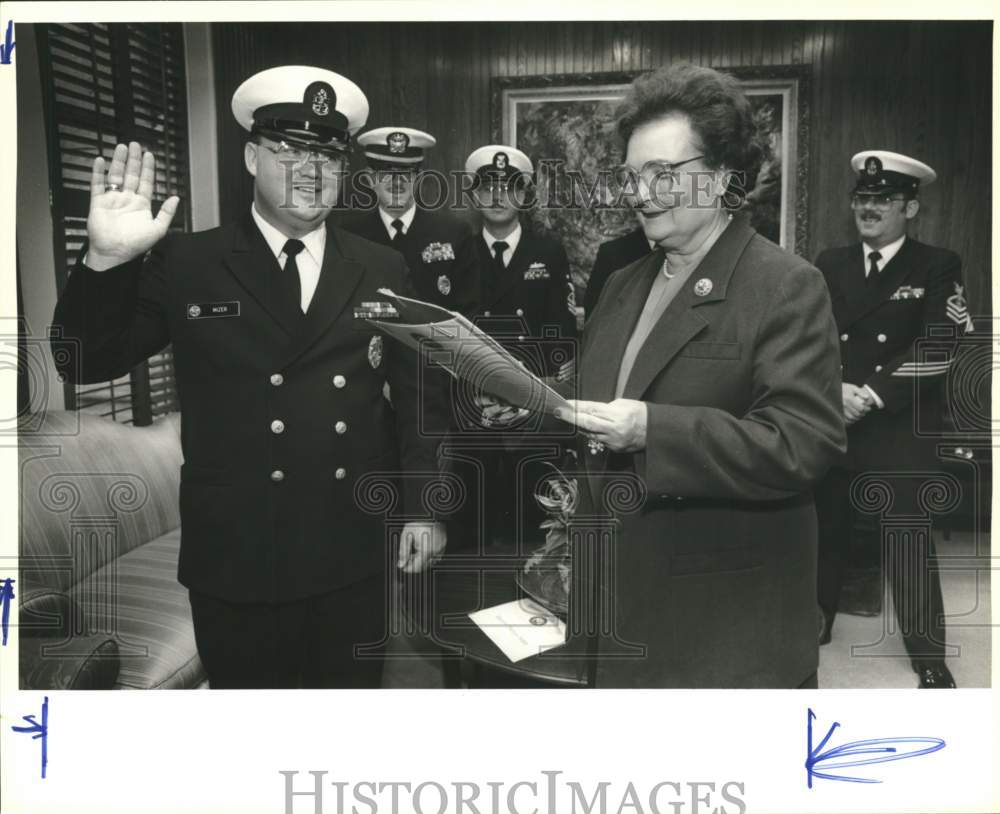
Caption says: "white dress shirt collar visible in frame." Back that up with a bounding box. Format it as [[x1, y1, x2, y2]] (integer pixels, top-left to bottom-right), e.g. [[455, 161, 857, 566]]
[[251, 203, 326, 266], [250, 204, 326, 312], [483, 222, 522, 267], [862, 235, 905, 275], [379, 204, 417, 240]]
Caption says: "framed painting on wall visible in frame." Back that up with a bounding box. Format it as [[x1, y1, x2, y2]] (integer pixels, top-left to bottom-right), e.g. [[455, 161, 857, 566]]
[[492, 66, 811, 299]]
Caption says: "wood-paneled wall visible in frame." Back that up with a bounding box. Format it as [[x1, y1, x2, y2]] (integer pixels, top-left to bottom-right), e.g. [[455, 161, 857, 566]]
[[212, 20, 991, 313]]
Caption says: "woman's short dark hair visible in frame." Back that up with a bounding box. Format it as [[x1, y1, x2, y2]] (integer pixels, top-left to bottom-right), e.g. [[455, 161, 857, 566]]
[[616, 63, 764, 209]]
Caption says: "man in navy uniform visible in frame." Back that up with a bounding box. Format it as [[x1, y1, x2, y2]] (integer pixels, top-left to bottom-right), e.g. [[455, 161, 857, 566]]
[[814, 150, 969, 688], [459, 145, 578, 547], [343, 128, 480, 557], [466, 145, 577, 376], [342, 126, 480, 317], [51, 66, 448, 689], [582, 226, 652, 319]]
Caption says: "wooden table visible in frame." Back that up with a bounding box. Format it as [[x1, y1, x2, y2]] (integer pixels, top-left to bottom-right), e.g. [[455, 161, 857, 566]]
[[400, 546, 592, 688]]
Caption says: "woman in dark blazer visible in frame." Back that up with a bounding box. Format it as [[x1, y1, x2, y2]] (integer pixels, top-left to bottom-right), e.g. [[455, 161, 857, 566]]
[[583, 227, 651, 318], [557, 64, 846, 687]]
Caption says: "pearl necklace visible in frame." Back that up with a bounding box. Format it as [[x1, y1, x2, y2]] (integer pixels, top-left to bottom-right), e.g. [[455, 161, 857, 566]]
[[660, 211, 734, 280]]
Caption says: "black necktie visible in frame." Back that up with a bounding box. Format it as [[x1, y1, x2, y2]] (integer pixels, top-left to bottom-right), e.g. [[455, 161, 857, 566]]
[[282, 238, 305, 315], [391, 219, 405, 243], [492, 240, 509, 270], [867, 250, 882, 286]]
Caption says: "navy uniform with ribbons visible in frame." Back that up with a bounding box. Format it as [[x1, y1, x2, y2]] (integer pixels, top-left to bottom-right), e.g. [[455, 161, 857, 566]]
[[814, 151, 969, 687], [466, 145, 577, 379], [51, 66, 449, 689], [454, 145, 578, 549], [341, 126, 481, 317], [342, 127, 480, 554]]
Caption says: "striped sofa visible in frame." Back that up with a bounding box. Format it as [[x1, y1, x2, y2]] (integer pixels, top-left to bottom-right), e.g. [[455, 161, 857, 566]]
[[19, 410, 205, 689]]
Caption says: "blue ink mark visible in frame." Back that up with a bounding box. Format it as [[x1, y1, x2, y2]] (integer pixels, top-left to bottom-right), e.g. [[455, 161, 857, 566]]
[[11, 696, 49, 779], [806, 707, 945, 788], [0, 577, 13, 645], [0, 20, 14, 65]]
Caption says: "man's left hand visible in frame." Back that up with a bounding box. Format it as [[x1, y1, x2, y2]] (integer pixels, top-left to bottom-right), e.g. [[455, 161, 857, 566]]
[[555, 399, 648, 453], [397, 521, 447, 573]]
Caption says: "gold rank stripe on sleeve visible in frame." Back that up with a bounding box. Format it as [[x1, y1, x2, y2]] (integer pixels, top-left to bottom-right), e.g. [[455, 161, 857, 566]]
[[890, 361, 954, 377]]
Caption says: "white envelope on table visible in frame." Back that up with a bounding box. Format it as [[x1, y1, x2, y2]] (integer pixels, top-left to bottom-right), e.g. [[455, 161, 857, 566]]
[[468, 599, 567, 663]]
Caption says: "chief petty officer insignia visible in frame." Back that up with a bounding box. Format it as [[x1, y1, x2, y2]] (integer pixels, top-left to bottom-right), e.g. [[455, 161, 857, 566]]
[[864, 155, 882, 176], [368, 335, 384, 368], [437, 274, 452, 295], [387, 131, 410, 153], [947, 282, 974, 332], [494, 152, 508, 170], [304, 81, 335, 117]]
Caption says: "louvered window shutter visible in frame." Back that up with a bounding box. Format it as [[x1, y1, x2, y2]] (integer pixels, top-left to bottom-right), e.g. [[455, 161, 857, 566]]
[[40, 23, 189, 424]]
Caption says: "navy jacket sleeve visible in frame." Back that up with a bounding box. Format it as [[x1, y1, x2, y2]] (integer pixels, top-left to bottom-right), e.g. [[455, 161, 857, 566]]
[[542, 240, 578, 380], [385, 259, 451, 517], [451, 228, 483, 319], [52, 242, 171, 383], [863, 250, 964, 412]]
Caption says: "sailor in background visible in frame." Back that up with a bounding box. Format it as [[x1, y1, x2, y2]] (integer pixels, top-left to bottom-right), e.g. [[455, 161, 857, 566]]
[[460, 145, 578, 548], [51, 66, 449, 689], [814, 150, 969, 688], [342, 126, 480, 317], [466, 145, 577, 376], [343, 128, 480, 560]]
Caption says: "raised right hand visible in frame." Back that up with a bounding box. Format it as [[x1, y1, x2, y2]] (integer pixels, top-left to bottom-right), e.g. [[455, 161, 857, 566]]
[[86, 142, 180, 271]]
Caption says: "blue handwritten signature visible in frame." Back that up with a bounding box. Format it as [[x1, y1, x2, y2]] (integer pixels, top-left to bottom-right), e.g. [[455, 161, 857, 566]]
[[805, 707, 945, 788], [0, 577, 14, 647], [0, 20, 14, 65], [12, 696, 49, 779], [1, 577, 14, 645]]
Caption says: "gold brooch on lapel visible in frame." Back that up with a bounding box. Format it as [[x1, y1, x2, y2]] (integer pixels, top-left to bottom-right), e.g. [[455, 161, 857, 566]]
[[693, 278, 713, 297], [437, 274, 452, 295], [368, 335, 384, 369]]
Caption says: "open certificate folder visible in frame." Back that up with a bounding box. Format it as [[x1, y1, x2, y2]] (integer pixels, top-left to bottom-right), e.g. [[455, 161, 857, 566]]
[[360, 289, 570, 417]]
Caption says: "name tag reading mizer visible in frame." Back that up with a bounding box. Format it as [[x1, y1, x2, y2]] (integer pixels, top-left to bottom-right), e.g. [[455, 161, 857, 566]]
[[187, 301, 241, 319]]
